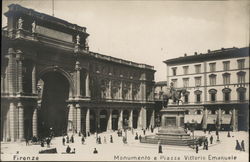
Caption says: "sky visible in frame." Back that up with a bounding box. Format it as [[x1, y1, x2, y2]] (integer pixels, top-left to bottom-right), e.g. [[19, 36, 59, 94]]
[[2, 0, 250, 81]]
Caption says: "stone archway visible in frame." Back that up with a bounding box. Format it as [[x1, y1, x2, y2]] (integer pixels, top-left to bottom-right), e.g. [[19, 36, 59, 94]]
[[133, 110, 139, 129], [38, 71, 70, 137], [100, 110, 108, 132], [112, 110, 119, 130], [90, 110, 96, 133]]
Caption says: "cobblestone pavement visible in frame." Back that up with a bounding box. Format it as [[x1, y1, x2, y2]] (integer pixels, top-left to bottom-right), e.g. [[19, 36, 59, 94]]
[[1, 129, 248, 161]]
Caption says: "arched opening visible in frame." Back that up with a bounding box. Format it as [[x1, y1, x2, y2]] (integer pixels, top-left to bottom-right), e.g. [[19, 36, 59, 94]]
[[112, 110, 119, 130], [99, 110, 108, 132], [38, 71, 69, 137], [133, 110, 139, 129], [90, 110, 96, 133], [123, 110, 129, 127]]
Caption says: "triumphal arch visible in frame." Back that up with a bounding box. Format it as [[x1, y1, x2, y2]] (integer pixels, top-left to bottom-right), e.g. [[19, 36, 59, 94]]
[[1, 4, 155, 141]]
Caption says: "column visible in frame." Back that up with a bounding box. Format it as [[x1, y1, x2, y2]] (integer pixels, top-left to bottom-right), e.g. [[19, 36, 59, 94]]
[[232, 108, 238, 131], [203, 108, 208, 130], [129, 110, 133, 128], [96, 109, 100, 132], [150, 110, 155, 128], [67, 104, 74, 133], [32, 107, 38, 137], [16, 50, 23, 94], [85, 108, 90, 134], [108, 80, 111, 99], [75, 61, 81, 98], [17, 102, 24, 140], [118, 109, 123, 129], [9, 102, 15, 141], [120, 81, 123, 100], [129, 83, 133, 100], [107, 109, 112, 131], [85, 72, 90, 97], [76, 104, 81, 133], [32, 64, 37, 94], [8, 48, 15, 95], [141, 107, 147, 129], [137, 108, 142, 129], [140, 82, 146, 101], [218, 108, 222, 129]]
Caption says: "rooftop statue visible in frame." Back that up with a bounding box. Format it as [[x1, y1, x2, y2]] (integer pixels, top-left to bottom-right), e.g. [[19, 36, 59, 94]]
[[18, 17, 23, 29]]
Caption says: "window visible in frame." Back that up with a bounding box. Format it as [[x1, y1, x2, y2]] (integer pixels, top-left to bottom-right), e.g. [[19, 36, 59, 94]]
[[184, 95, 189, 103], [195, 77, 201, 87], [209, 74, 216, 86], [171, 79, 178, 88], [183, 78, 189, 88], [209, 63, 216, 72], [196, 110, 202, 114], [237, 87, 246, 102], [223, 61, 230, 71], [196, 94, 201, 103], [195, 64, 201, 73], [172, 67, 177, 76], [209, 89, 217, 102], [194, 90, 202, 103], [183, 66, 189, 75], [223, 73, 230, 85], [237, 71, 246, 84], [237, 59, 245, 69], [222, 88, 231, 102], [211, 110, 216, 114]]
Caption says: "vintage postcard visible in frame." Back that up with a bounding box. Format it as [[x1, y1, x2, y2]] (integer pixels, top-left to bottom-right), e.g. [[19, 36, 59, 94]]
[[1, 0, 249, 161]]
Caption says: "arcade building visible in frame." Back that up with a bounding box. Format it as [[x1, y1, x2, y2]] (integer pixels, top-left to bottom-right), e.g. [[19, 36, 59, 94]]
[[1, 4, 155, 142]]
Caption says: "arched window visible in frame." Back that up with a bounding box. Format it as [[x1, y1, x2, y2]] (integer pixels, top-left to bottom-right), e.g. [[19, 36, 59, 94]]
[[209, 74, 217, 86], [237, 87, 246, 102], [209, 89, 217, 102], [222, 88, 231, 102], [194, 90, 202, 103], [183, 91, 190, 103], [237, 71, 246, 84], [222, 73, 230, 85]]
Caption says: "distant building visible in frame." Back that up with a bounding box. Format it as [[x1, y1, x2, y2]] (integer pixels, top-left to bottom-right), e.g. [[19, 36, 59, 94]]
[[163, 47, 249, 131], [154, 81, 168, 127]]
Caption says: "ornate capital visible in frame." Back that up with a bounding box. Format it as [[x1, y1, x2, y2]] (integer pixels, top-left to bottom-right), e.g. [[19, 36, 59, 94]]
[[75, 61, 81, 71], [18, 17, 24, 30]]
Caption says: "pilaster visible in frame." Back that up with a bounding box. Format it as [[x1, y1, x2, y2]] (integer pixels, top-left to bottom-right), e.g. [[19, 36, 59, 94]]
[[32, 107, 38, 137], [76, 104, 81, 133]]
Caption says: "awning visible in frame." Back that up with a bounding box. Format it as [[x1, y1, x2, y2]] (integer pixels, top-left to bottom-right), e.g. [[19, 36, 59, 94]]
[[207, 115, 217, 124], [184, 115, 203, 124], [221, 115, 232, 124]]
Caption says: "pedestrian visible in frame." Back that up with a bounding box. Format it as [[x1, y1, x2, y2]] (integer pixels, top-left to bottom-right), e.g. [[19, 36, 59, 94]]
[[143, 129, 146, 135], [135, 133, 138, 140], [25, 138, 29, 146], [241, 140, 245, 152], [66, 145, 71, 153], [72, 148, 76, 154], [98, 136, 102, 144], [158, 142, 163, 153], [235, 140, 241, 151], [210, 136, 213, 144], [93, 148, 98, 154], [196, 145, 199, 153], [71, 135, 74, 143], [227, 131, 231, 137], [81, 136, 85, 144], [46, 138, 50, 147], [41, 139, 44, 147], [110, 135, 113, 143], [104, 136, 107, 144], [62, 136, 65, 145], [139, 135, 142, 142], [66, 135, 69, 143]]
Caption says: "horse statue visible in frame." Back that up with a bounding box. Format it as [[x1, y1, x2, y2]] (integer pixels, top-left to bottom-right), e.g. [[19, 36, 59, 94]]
[[159, 88, 187, 106]]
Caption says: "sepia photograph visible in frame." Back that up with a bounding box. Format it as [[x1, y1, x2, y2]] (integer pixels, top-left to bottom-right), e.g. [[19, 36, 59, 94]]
[[1, 0, 249, 161]]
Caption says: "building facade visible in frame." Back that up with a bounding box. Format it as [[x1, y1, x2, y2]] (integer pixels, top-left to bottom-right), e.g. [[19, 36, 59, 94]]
[[164, 47, 249, 131], [1, 4, 155, 142]]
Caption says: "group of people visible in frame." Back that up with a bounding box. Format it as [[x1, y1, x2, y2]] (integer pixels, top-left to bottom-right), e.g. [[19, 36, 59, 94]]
[[235, 140, 245, 151], [62, 135, 75, 145]]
